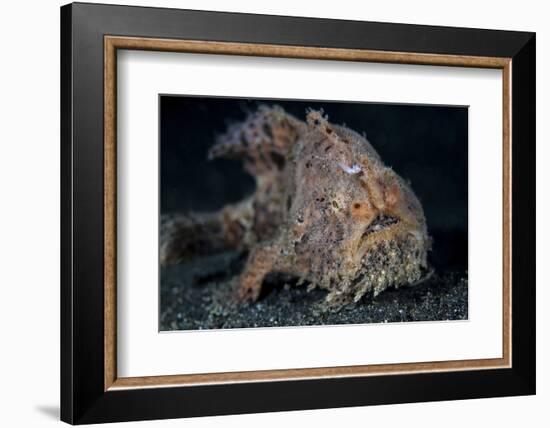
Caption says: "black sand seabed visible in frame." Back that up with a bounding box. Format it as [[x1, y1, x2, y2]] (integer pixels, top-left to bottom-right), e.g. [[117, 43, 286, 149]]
[[160, 251, 468, 331]]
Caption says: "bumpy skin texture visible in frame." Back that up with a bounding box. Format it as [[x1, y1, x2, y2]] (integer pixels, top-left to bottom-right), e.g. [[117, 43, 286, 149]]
[[161, 106, 431, 305]]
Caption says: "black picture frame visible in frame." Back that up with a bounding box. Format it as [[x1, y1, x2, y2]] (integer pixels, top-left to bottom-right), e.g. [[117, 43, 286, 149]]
[[61, 2, 535, 424]]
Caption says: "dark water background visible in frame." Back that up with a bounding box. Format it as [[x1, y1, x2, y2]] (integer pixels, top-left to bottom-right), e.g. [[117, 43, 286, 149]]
[[160, 95, 468, 272]]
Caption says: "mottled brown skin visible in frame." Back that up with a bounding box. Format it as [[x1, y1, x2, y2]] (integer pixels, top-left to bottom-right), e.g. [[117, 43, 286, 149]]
[[161, 106, 430, 305]]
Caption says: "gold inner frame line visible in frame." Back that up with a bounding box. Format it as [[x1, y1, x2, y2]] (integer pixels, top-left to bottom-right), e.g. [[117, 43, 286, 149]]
[[104, 35, 512, 391]]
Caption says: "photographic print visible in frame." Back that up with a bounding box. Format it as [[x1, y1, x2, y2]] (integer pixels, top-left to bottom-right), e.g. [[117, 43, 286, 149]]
[[61, 6, 534, 422], [159, 96, 468, 331]]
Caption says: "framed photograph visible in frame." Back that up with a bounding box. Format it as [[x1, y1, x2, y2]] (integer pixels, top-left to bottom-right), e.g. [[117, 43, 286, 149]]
[[60, 2, 535, 424]]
